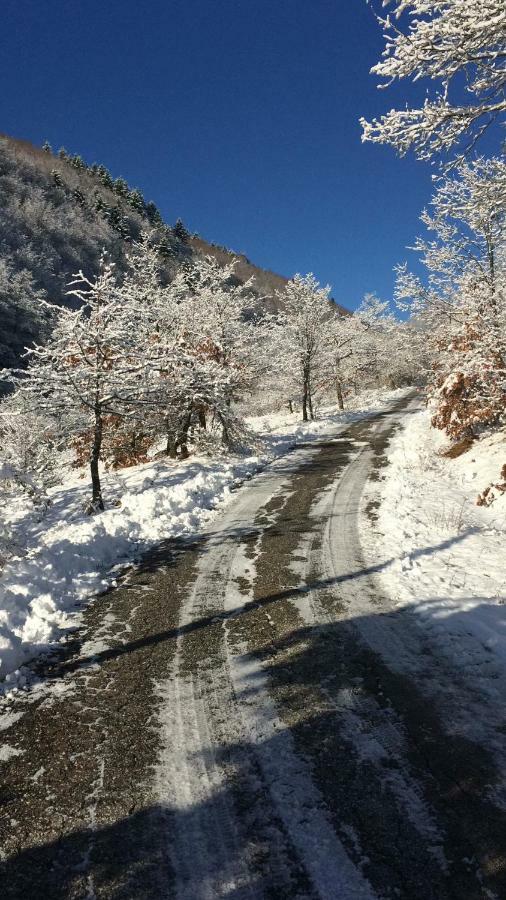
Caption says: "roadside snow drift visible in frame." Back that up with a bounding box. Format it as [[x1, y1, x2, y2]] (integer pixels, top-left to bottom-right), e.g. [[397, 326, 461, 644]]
[[370, 407, 506, 670]]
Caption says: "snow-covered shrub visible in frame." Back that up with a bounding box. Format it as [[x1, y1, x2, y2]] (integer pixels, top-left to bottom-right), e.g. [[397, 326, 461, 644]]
[[477, 463, 506, 507], [430, 276, 506, 440], [70, 415, 155, 471]]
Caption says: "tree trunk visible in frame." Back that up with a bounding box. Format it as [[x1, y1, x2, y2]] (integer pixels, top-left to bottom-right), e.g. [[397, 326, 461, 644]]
[[90, 404, 104, 512], [215, 408, 231, 448], [177, 406, 193, 459], [166, 434, 178, 458], [302, 367, 310, 422], [197, 406, 207, 429], [287, 399, 293, 414], [336, 380, 344, 410], [485, 225, 495, 289], [308, 388, 314, 421]]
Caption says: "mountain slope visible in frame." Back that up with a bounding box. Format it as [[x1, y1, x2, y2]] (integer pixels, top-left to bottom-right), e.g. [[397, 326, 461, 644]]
[[0, 135, 174, 369], [0, 135, 347, 372], [191, 237, 349, 316]]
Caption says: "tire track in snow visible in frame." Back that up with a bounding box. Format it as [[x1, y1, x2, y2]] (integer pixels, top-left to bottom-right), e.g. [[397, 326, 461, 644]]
[[156, 445, 375, 899], [219, 401, 506, 899], [313, 406, 506, 898]]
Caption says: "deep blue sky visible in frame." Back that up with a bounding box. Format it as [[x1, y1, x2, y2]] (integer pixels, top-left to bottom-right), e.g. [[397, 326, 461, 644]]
[[1, 0, 436, 310]]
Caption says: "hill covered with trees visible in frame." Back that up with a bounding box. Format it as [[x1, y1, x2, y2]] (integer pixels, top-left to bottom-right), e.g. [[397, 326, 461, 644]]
[[0, 134, 346, 374]]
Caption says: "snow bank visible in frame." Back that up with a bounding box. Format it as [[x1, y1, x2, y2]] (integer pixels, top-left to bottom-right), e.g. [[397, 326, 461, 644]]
[[0, 389, 409, 687], [372, 408, 506, 669]]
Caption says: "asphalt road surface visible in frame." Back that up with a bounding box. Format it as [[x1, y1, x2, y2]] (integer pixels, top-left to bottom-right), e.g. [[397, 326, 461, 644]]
[[1, 396, 505, 899]]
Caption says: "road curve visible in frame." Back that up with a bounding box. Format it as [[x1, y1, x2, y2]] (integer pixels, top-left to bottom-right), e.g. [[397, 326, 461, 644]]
[[1, 396, 505, 899]]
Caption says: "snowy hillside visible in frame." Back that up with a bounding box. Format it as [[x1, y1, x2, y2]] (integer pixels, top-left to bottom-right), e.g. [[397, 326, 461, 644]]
[[1, 134, 345, 376]]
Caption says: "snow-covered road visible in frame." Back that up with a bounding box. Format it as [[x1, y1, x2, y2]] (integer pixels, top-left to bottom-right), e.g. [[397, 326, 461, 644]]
[[1, 396, 505, 899]]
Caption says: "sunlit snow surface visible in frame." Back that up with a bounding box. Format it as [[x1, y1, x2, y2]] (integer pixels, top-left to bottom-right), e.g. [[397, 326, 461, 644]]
[[361, 406, 505, 674]]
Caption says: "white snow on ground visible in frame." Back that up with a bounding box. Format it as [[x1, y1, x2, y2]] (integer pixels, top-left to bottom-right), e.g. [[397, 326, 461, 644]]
[[369, 406, 505, 672], [0, 388, 408, 688]]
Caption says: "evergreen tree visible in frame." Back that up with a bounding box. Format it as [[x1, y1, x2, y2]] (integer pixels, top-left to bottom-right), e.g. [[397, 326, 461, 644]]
[[173, 218, 190, 243], [73, 188, 86, 206], [93, 191, 106, 213], [4, 260, 156, 511], [145, 201, 163, 226], [106, 206, 130, 239], [70, 154, 86, 171], [106, 206, 121, 227], [42, 141, 52, 154], [158, 226, 175, 258], [128, 188, 145, 214], [97, 165, 114, 189], [113, 177, 129, 197]]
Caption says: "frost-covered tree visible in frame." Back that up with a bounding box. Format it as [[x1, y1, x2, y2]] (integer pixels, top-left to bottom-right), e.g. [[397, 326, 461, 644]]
[[381, 317, 429, 387], [395, 157, 506, 321], [324, 294, 400, 404], [4, 259, 156, 511], [428, 273, 506, 438], [0, 393, 61, 502], [161, 255, 265, 449], [117, 244, 265, 456], [0, 395, 64, 567], [396, 159, 506, 439], [274, 275, 333, 421], [361, 1, 506, 158], [411, 157, 506, 288], [117, 238, 187, 455]]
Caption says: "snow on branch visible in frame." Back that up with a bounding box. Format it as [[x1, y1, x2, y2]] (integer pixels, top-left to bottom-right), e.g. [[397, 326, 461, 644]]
[[361, 1, 506, 158]]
